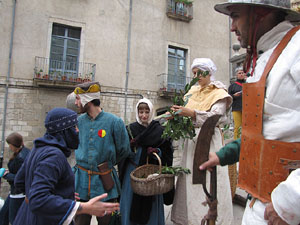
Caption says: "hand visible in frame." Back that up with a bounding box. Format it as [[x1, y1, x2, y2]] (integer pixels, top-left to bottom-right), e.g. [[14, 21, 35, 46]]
[[199, 152, 220, 172], [3, 169, 9, 176], [170, 105, 195, 118], [233, 91, 242, 97], [163, 112, 173, 120], [77, 193, 120, 217], [130, 138, 137, 148], [74, 192, 80, 201], [264, 203, 289, 225], [147, 147, 159, 155]]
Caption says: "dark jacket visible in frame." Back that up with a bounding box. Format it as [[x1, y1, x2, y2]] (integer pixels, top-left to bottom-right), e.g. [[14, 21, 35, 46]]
[[13, 135, 76, 225], [120, 120, 174, 224], [228, 79, 244, 111], [3, 146, 30, 195]]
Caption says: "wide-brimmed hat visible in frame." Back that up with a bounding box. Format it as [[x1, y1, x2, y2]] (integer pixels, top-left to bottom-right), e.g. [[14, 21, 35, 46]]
[[214, 0, 300, 22]]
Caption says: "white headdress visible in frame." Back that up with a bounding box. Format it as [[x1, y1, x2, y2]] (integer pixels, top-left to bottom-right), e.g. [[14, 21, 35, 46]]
[[191, 58, 217, 80], [135, 98, 154, 126]]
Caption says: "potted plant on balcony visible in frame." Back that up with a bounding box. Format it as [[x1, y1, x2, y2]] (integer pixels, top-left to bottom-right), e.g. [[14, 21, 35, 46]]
[[84, 72, 93, 82], [76, 73, 83, 83], [69, 73, 76, 82], [43, 71, 49, 80], [61, 74, 67, 81], [34, 68, 43, 79], [47, 70, 55, 80]]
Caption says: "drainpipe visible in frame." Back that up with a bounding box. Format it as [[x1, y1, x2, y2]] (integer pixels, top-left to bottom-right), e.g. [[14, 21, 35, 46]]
[[229, 17, 232, 81], [0, 0, 17, 168], [124, 0, 133, 124]]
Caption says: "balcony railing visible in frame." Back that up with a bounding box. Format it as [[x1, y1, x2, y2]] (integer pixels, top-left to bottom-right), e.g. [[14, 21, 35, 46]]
[[157, 73, 192, 97], [166, 0, 193, 22], [34, 56, 96, 83]]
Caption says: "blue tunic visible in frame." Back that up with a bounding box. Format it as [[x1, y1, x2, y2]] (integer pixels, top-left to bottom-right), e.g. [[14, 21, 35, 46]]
[[13, 137, 76, 225], [74, 111, 131, 201]]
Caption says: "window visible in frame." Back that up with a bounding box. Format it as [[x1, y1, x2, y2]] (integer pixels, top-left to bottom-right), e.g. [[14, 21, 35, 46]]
[[166, 0, 193, 22], [167, 46, 187, 91], [49, 23, 81, 77]]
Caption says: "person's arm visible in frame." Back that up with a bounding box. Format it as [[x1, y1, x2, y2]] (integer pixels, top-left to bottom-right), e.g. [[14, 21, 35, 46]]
[[4, 156, 25, 183], [171, 98, 228, 127], [76, 193, 119, 216], [62, 193, 120, 225], [114, 118, 132, 164], [216, 138, 240, 166], [228, 84, 235, 97], [27, 151, 77, 224], [199, 138, 240, 170], [229, 83, 242, 98], [14, 161, 26, 194], [264, 169, 300, 225]]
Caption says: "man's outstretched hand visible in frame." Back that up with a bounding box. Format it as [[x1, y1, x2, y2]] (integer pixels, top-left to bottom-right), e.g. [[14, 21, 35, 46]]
[[199, 152, 220, 171], [77, 193, 120, 217]]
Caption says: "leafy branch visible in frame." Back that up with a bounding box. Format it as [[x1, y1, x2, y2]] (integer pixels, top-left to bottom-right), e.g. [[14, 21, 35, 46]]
[[161, 76, 200, 141]]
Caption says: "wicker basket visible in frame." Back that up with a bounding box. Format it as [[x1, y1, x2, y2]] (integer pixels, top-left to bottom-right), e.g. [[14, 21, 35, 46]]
[[130, 152, 175, 196]]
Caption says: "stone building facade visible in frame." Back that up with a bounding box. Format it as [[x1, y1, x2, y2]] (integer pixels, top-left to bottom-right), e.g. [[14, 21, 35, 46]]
[[0, 0, 231, 197]]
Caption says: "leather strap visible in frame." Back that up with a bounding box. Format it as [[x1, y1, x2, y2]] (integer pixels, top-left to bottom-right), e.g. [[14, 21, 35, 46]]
[[234, 81, 242, 86], [76, 164, 112, 197]]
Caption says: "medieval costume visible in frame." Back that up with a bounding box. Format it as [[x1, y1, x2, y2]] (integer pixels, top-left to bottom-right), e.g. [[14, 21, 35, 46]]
[[13, 108, 80, 225], [0, 133, 30, 225], [120, 98, 173, 225], [74, 111, 131, 201], [171, 58, 233, 225], [216, 20, 300, 225], [73, 82, 131, 203], [213, 0, 300, 223]]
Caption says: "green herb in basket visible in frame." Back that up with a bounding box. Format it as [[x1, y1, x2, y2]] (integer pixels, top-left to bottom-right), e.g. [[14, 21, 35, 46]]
[[161, 166, 191, 176]]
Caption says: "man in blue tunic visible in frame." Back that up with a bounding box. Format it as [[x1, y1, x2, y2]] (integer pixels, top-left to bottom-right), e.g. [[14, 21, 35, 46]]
[[73, 82, 131, 225], [13, 108, 120, 225]]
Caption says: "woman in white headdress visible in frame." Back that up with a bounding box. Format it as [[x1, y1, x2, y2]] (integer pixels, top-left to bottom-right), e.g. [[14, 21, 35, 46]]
[[170, 58, 234, 225], [119, 98, 174, 225]]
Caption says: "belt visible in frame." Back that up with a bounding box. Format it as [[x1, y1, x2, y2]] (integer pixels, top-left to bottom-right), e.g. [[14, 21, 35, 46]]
[[25, 196, 29, 204], [76, 164, 112, 197]]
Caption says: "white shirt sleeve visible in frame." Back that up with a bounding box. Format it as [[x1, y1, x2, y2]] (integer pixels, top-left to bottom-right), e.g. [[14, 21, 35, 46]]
[[271, 169, 300, 225], [193, 99, 227, 127], [62, 202, 80, 225]]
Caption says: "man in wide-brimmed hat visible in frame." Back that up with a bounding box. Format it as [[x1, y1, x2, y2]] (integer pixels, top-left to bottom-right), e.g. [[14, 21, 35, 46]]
[[200, 1, 300, 225]]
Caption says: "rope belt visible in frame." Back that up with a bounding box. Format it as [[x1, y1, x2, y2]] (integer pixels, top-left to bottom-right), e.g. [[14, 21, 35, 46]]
[[76, 164, 112, 197]]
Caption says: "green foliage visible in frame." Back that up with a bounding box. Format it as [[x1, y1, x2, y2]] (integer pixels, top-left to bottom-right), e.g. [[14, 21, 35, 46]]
[[222, 124, 231, 140], [161, 166, 191, 176], [197, 70, 209, 77], [237, 126, 242, 138], [161, 76, 199, 141]]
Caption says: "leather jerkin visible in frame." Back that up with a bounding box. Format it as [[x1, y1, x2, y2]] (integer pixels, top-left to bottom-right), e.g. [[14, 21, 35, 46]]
[[238, 25, 300, 203]]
